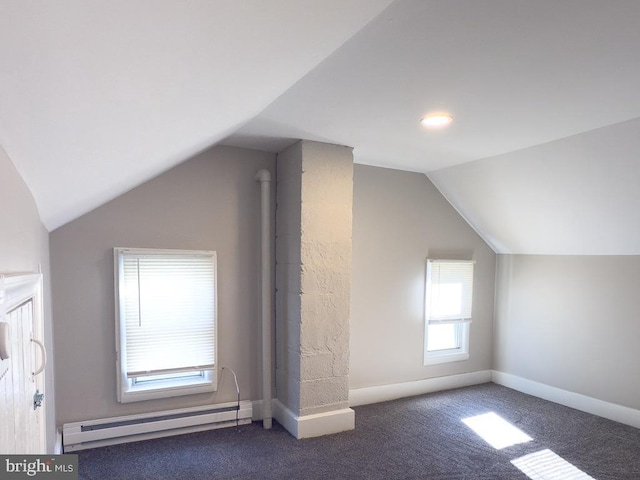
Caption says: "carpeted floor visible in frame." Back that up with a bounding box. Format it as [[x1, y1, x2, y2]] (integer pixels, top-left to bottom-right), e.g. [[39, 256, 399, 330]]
[[76, 383, 640, 479]]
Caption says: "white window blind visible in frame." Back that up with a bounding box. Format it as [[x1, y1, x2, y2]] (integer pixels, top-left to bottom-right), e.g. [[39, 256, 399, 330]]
[[425, 259, 474, 325], [118, 249, 216, 378]]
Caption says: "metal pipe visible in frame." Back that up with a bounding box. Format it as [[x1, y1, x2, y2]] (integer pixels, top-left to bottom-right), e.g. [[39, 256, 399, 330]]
[[255, 169, 273, 429]]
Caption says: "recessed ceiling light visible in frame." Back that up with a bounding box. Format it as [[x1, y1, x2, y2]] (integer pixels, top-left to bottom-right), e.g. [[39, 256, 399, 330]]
[[421, 113, 453, 129]]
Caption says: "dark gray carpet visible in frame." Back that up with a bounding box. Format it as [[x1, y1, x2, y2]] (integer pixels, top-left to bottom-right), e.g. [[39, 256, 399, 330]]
[[76, 383, 640, 479]]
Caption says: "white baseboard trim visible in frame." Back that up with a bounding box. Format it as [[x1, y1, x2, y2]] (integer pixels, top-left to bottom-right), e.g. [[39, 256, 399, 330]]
[[492, 370, 640, 430], [349, 370, 493, 407], [272, 399, 355, 439], [251, 399, 264, 421]]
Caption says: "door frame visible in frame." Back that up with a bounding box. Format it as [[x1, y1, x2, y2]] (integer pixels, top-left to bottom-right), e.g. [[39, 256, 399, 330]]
[[1, 273, 46, 453]]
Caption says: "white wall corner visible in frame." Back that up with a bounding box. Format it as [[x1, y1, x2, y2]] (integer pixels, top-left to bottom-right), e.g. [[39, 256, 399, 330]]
[[272, 399, 355, 439], [492, 370, 640, 430], [55, 428, 63, 454], [349, 370, 492, 407]]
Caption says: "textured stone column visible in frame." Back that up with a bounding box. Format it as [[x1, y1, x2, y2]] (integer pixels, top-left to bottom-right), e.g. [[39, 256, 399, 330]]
[[274, 140, 354, 438]]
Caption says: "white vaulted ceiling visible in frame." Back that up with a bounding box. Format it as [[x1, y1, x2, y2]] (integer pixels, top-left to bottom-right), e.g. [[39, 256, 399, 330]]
[[0, 0, 393, 229], [2, 1, 640, 254]]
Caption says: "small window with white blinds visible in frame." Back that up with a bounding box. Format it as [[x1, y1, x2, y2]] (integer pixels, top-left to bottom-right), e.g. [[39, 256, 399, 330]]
[[424, 259, 474, 365], [425, 259, 474, 325], [114, 248, 217, 403]]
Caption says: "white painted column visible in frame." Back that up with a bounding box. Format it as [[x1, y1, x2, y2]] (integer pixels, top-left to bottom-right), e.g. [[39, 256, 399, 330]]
[[274, 140, 354, 438]]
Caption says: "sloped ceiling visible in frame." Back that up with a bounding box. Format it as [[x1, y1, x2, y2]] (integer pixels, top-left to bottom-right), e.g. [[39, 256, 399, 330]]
[[0, 0, 392, 229], [2, 1, 640, 254]]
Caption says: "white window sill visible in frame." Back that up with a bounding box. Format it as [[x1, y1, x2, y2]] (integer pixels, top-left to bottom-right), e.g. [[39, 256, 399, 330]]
[[424, 351, 469, 366], [119, 374, 215, 403]]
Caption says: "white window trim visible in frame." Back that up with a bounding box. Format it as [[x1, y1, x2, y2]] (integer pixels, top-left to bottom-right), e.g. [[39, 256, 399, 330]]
[[424, 323, 470, 365], [114, 248, 217, 403], [423, 259, 474, 366]]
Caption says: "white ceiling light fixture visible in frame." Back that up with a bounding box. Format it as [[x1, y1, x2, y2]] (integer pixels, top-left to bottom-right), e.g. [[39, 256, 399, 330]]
[[421, 113, 453, 129]]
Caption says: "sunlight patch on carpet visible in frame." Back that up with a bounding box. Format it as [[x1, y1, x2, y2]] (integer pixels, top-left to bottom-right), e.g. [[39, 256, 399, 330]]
[[462, 412, 532, 450], [511, 449, 595, 480]]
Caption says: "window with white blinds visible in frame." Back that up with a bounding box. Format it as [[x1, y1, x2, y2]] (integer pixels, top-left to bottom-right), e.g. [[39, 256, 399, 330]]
[[425, 259, 474, 325], [424, 259, 474, 365], [115, 248, 217, 403]]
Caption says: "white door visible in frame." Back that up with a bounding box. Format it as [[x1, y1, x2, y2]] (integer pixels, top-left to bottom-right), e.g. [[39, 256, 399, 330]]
[[0, 274, 47, 454]]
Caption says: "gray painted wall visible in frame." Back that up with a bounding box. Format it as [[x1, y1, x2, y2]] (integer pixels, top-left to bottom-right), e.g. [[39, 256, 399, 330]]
[[50, 147, 498, 427], [50, 146, 275, 425], [23, 132, 640, 441], [350, 165, 496, 388], [0, 145, 55, 451], [494, 254, 640, 410]]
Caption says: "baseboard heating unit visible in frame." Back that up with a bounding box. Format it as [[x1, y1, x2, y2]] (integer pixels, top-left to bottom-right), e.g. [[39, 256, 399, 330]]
[[62, 400, 253, 452]]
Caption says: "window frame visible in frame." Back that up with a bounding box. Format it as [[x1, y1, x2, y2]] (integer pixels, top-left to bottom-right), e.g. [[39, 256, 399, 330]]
[[114, 247, 218, 403], [423, 259, 474, 366]]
